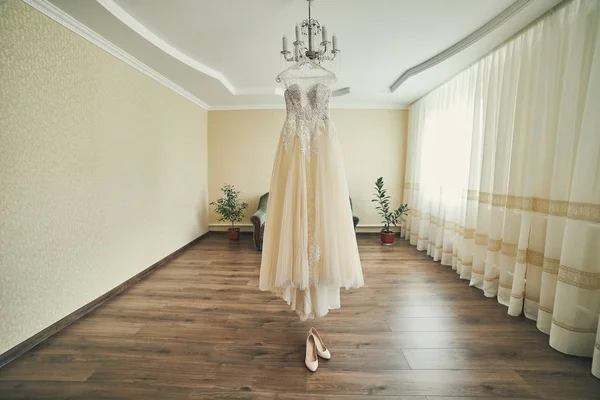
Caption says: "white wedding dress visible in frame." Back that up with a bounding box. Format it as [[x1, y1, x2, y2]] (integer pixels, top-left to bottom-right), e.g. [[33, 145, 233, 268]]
[[259, 65, 364, 320]]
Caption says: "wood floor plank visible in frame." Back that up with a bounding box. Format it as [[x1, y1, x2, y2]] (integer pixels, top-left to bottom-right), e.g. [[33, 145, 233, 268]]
[[85, 359, 218, 388], [386, 315, 533, 332], [306, 369, 540, 397], [31, 335, 215, 362], [224, 313, 392, 333], [0, 360, 102, 382], [322, 348, 411, 371], [1, 233, 599, 399], [0, 382, 192, 400], [189, 392, 279, 400], [403, 348, 591, 372], [277, 396, 425, 400], [516, 370, 600, 400], [65, 320, 145, 336], [336, 305, 458, 318], [191, 392, 427, 399], [425, 397, 541, 400]]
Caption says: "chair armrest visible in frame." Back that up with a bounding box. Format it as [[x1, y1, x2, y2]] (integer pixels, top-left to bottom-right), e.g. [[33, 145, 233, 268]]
[[348, 197, 359, 231], [250, 209, 266, 250], [251, 209, 266, 226]]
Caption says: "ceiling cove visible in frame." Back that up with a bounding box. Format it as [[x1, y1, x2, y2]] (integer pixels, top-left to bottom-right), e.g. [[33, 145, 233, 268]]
[[97, 0, 346, 97], [97, 0, 238, 95], [98, 0, 536, 97], [389, 0, 532, 92], [24, 0, 563, 110], [22, 0, 210, 108]]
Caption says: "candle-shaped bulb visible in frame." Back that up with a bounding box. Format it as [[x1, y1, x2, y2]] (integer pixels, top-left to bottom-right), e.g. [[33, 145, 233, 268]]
[[322, 26, 328, 43], [295, 24, 301, 41], [332, 35, 338, 50], [282, 35, 288, 52]]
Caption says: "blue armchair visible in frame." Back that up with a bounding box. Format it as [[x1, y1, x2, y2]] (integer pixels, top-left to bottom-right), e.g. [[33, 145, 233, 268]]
[[250, 192, 359, 251]]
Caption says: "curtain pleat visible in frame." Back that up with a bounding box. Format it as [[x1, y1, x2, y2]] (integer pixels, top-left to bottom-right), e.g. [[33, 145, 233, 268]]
[[403, 0, 600, 378]]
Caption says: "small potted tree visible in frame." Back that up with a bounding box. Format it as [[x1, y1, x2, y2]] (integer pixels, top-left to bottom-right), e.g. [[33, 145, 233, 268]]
[[210, 184, 248, 241], [372, 177, 409, 245]]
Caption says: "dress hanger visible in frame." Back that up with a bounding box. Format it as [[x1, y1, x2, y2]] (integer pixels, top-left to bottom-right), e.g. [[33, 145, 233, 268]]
[[275, 86, 350, 97], [276, 58, 336, 83]]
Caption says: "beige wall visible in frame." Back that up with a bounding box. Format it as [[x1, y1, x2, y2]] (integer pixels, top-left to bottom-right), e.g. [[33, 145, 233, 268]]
[[208, 109, 408, 231], [0, 0, 209, 354]]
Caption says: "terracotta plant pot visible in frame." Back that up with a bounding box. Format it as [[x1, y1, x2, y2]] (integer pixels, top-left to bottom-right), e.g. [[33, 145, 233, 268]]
[[227, 228, 240, 241], [381, 230, 395, 245]]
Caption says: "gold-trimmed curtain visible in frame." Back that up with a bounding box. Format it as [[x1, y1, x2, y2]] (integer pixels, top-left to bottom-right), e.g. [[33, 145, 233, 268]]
[[403, 0, 600, 378]]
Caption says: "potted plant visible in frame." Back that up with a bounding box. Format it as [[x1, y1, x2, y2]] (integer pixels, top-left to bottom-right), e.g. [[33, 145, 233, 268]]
[[210, 184, 248, 241], [372, 177, 409, 245]]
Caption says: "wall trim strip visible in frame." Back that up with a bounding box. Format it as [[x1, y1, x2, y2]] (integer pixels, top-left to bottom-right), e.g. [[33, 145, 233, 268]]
[[96, 0, 237, 95], [0, 231, 210, 369], [208, 103, 409, 111], [21, 0, 210, 109], [389, 0, 533, 92], [208, 223, 399, 232], [209, 224, 254, 227]]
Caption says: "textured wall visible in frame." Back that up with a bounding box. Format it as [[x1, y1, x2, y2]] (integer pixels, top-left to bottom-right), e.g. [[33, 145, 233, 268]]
[[208, 109, 408, 230], [0, 0, 209, 354]]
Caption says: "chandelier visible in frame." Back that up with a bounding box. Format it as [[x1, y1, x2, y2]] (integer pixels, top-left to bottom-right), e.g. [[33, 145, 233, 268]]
[[281, 0, 339, 63]]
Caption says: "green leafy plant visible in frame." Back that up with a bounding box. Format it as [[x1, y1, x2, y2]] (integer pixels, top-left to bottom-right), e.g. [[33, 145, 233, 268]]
[[210, 184, 249, 229], [372, 177, 409, 233]]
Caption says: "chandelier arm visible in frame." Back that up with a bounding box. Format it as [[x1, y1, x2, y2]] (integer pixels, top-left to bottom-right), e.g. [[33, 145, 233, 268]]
[[281, 0, 338, 63]]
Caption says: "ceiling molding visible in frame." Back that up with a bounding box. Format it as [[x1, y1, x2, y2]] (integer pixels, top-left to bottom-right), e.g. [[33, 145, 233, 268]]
[[93, 0, 393, 100], [332, 103, 409, 110], [274, 87, 352, 97], [24, 0, 547, 110], [389, 0, 533, 92], [94, 0, 356, 98], [209, 104, 286, 111], [22, 0, 210, 109], [97, 0, 239, 95], [209, 103, 409, 111]]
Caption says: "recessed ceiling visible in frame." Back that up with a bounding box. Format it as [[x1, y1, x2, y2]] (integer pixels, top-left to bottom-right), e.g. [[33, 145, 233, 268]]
[[43, 0, 562, 109]]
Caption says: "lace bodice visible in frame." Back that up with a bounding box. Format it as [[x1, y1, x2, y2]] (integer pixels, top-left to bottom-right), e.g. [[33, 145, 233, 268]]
[[281, 83, 333, 156], [284, 83, 331, 122]]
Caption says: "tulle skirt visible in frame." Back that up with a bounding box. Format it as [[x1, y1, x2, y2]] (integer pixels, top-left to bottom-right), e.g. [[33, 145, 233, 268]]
[[259, 119, 364, 320]]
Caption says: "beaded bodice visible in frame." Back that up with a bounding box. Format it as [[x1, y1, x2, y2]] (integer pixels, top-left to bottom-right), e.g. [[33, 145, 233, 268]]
[[284, 83, 331, 122], [281, 82, 333, 156]]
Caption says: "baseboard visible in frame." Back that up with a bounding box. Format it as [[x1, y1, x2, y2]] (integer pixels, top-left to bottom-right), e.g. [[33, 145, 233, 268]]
[[0, 231, 210, 369], [208, 224, 400, 234], [209, 223, 254, 233], [356, 225, 401, 233]]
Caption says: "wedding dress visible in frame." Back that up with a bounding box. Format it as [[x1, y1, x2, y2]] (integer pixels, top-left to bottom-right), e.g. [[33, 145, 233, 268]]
[[259, 61, 364, 320]]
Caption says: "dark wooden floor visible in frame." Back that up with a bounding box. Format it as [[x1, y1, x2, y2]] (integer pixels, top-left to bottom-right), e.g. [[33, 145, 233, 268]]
[[1, 233, 599, 399]]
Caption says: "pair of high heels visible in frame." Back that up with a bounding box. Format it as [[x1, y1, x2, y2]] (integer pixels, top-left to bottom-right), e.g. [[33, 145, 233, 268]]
[[305, 327, 330, 372]]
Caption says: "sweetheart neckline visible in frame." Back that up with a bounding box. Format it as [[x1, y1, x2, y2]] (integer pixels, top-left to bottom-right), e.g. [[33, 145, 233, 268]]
[[284, 82, 331, 95]]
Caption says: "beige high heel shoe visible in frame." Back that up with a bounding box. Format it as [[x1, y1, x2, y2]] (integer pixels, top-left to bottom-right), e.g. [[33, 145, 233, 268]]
[[310, 327, 331, 360], [305, 333, 318, 372]]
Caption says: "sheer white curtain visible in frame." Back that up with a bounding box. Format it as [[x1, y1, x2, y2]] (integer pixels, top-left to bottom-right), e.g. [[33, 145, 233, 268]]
[[403, 0, 600, 378]]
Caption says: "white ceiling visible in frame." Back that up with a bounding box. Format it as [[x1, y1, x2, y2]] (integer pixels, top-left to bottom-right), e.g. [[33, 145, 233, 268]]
[[46, 0, 562, 109]]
